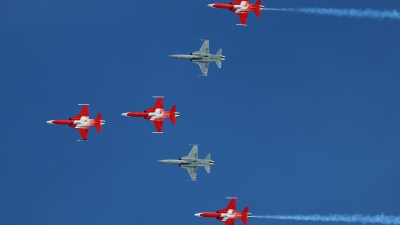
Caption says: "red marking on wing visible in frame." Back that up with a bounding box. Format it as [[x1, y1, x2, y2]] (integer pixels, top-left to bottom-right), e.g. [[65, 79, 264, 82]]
[[153, 120, 163, 132], [78, 105, 89, 117], [225, 220, 235, 225], [237, 13, 248, 25], [77, 128, 89, 140]]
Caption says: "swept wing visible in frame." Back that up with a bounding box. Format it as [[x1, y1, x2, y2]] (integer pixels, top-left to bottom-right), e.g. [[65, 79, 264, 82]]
[[182, 166, 198, 181], [187, 145, 199, 159], [194, 62, 209, 76], [77, 127, 89, 141], [198, 40, 210, 54], [152, 120, 163, 133]]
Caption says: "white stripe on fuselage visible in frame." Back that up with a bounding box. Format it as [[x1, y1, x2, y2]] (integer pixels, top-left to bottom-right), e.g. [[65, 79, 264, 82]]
[[221, 209, 235, 221], [234, 1, 248, 12], [149, 108, 164, 121], [74, 116, 95, 128]]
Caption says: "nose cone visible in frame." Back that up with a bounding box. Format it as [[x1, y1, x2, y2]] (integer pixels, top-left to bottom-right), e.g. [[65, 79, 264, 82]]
[[157, 160, 166, 163], [46, 120, 53, 124], [207, 4, 214, 8], [194, 213, 202, 217], [121, 113, 128, 117]]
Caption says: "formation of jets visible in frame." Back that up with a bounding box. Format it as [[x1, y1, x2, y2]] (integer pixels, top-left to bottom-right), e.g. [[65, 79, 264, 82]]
[[45, 0, 267, 223]]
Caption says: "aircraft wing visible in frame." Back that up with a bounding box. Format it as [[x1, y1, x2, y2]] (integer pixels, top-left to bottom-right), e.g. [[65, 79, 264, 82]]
[[188, 145, 199, 159], [199, 40, 210, 54], [78, 105, 89, 117], [193, 62, 209, 76], [152, 120, 163, 133], [182, 166, 198, 181], [77, 128, 89, 141], [222, 198, 237, 211], [231, 0, 249, 4], [225, 220, 235, 225], [151, 97, 164, 110], [237, 12, 248, 25]]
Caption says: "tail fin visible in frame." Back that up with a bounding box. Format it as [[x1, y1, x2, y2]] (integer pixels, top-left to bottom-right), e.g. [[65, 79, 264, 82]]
[[241, 206, 249, 225], [216, 49, 223, 68], [204, 153, 211, 173], [216, 61, 222, 68], [95, 113, 102, 133], [169, 105, 177, 125], [254, 0, 262, 18], [205, 153, 211, 161]]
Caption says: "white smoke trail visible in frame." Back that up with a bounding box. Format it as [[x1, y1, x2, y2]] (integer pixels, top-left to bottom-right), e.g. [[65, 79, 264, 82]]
[[252, 214, 400, 225], [267, 8, 400, 20]]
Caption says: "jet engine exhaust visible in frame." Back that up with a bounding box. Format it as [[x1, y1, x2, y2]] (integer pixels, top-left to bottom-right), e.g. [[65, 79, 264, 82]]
[[252, 214, 400, 225], [266, 8, 400, 20]]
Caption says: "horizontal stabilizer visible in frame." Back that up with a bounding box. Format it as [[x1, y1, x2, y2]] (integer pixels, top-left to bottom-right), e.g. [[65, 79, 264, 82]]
[[205, 165, 210, 173], [216, 61, 222, 68], [205, 153, 211, 161], [241, 206, 249, 225], [170, 105, 177, 125], [95, 113, 102, 133]]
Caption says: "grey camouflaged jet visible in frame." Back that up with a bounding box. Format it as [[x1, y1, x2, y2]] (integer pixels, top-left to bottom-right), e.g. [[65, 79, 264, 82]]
[[169, 40, 225, 76], [157, 144, 214, 181]]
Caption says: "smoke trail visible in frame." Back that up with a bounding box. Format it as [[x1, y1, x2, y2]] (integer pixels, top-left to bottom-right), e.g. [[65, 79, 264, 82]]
[[267, 8, 400, 20], [252, 214, 400, 225]]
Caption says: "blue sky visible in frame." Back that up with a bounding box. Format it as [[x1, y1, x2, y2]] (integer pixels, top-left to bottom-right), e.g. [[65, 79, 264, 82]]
[[1, 0, 400, 225]]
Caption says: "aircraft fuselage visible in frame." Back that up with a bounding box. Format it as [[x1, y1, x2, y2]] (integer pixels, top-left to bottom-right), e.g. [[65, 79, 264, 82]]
[[195, 210, 251, 220], [46, 117, 106, 128], [158, 158, 214, 167], [169, 54, 225, 63], [121, 109, 180, 120]]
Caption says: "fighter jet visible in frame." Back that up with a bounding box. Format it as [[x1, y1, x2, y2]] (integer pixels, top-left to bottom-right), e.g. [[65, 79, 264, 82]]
[[121, 96, 180, 133], [169, 39, 225, 76], [46, 104, 105, 141], [158, 144, 214, 181], [195, 197, 252, 225], [207, 0, 266, 26]]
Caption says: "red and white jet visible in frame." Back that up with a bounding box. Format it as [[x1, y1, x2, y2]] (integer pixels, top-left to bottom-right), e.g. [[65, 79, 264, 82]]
[[207, 0, 266, 26], [121, 96, 180, 133], [195, 197, 252, 225], [46, 104, 105, 141]]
